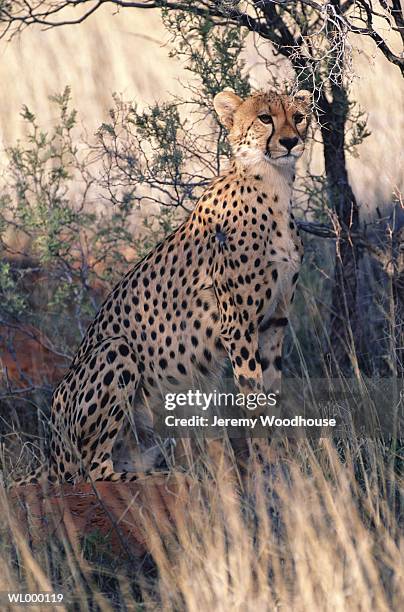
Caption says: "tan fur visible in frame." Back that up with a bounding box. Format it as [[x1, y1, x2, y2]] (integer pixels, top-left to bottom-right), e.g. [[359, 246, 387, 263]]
[[14, 89, 310, 486]]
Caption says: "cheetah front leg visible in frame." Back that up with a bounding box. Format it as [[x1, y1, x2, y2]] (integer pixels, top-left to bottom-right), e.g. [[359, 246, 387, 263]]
[[223, 327, 264, 395], [258, 282, 297, 397], [213, 260, 265, 397], [217, 305, 264, 396]]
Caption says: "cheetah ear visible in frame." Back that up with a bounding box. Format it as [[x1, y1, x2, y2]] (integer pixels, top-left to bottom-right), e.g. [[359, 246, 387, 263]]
[[295, 89, 312, 108], [213, 90, 243, 129]]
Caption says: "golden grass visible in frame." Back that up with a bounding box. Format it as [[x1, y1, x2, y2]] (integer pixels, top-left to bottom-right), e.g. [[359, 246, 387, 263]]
[[0, 7, 185, 141], [1, 439, 402, 611]]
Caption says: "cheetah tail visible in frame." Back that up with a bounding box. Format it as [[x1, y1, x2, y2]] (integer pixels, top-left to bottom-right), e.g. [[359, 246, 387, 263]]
[[9, 463, 51, 489]]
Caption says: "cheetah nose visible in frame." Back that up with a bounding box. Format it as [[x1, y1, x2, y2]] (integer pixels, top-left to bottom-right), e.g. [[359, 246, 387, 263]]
[[279, 137, 299, 152]]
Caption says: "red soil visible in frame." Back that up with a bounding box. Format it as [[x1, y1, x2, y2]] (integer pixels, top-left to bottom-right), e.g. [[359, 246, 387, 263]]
[[9, 473, 193, 558], [0, 323, 67, 387]]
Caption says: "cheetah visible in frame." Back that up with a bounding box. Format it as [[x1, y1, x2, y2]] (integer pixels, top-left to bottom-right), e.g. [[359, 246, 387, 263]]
[[14, 88, 311, 486]]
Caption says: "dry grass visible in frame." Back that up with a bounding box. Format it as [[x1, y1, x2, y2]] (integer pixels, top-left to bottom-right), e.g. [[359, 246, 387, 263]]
[[0, 7, 185, 141], [1, 438, 402, 611]]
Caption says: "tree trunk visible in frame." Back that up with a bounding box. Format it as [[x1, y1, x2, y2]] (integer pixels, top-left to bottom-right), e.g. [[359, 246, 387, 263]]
[[319, 84, 361, 373]]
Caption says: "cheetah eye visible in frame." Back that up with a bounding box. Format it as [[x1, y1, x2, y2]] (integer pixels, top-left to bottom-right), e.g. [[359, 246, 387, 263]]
[[293, 113, 305, 124], [258, 114, 273, 125]]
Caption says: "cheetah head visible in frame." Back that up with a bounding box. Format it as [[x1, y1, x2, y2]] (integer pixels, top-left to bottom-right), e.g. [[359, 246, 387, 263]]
[[214, 89, 311, 169]]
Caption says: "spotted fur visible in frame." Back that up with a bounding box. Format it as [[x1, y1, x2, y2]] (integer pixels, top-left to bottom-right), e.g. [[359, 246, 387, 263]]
[[14, 89, 310, 486]]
